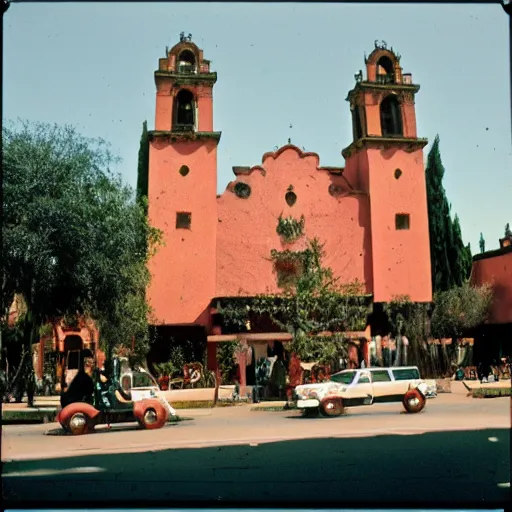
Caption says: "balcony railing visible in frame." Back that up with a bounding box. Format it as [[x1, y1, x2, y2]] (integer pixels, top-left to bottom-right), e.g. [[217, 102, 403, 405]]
[[172, 123, 195, 133], [178, 64, 197, 74], [375, 74, 395, 84]]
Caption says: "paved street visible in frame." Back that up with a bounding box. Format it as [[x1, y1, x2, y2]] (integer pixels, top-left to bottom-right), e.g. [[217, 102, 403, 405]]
[[2, 395, 510, 506]]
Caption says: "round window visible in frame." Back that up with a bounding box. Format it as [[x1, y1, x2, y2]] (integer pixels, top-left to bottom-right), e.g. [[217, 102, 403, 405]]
[[234, 182, 251, 199], [179, 165, 190, 177]]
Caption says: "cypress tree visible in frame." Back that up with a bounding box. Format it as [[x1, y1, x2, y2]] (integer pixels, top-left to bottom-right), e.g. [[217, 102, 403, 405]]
[[479, 233, 486, 254], [136, 120, 149, 212], [425, 135, 471, 292], [426, 135, 452, 292], [451, 214, 472, 285]]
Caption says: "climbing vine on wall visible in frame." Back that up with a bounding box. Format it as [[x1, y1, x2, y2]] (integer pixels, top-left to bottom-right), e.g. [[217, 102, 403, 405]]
[[276, 214, 305, 243], [217, 341, 237, 384], [383, 295, 434, 376], [271, 247, 309, 288], [218, 238, 372, 363], [288, 332, 349, 364]]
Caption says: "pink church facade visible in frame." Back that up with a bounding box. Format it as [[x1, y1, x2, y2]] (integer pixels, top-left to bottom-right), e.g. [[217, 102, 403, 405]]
[[146, 36, 432, 367]]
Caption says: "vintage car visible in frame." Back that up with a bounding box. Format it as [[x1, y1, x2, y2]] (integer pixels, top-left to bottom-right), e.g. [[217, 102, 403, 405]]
[[293, 366, 431, 417], [118, 358, 176, 417], [57, 356, 173, 435]]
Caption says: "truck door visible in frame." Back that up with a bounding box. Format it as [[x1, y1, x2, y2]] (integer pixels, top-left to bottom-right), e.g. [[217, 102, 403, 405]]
[[356, 370, 374, 405]]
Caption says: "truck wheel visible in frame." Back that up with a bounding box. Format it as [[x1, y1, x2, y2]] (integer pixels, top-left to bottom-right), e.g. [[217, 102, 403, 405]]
[[320, 397, 344, 417], [68, 412, 91, 435], [139, 404, 167, 430], [402, 390, 426, 413]]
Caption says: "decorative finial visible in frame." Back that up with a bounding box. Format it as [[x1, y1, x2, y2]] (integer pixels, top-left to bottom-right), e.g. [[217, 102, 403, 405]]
[[288, 138, 291, 144], [165, 45, 169, 56], [180, 31, 185, 42], [364, 51, 368, 64], [374, 40, 390, 51], [187, 33, 193, 42]]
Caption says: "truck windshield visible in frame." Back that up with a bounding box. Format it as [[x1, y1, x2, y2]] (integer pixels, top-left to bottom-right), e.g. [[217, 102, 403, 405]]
[[330, 371, 356, 384]]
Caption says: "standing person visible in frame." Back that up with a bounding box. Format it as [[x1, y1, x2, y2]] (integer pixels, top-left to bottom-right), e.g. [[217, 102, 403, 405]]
[[25, 363, 35, 408], [477, 361, 483, 383]]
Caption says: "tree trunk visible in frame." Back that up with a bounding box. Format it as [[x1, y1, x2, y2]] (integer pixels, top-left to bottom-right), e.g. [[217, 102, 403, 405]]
[[213, 367, 221, 406]]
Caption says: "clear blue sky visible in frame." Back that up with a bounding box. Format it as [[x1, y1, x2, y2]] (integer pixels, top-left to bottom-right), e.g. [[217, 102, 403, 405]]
[[3, 3, 511, 252]]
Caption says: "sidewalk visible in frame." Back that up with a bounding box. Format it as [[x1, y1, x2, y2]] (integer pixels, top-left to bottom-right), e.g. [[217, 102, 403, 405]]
[[2, 385, 248, 410]]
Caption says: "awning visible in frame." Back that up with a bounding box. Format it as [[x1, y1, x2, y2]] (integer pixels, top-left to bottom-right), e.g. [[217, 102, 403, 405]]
[[207, 330, 369, 343]]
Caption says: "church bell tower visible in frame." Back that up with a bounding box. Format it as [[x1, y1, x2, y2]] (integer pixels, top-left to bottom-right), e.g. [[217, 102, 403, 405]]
[[147, 33, 221, 325], [342, 41, 432, 303]]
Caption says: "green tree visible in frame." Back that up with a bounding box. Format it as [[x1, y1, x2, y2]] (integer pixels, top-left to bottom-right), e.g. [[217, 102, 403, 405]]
[[2, 120, 161, 381], [431, 283, 493, 338], [426, 136, 453, 292], [136, 120, 149, 211], [479, 233, 486, 254], [451, 214, 472, 285], [426, 135, 471, 291]]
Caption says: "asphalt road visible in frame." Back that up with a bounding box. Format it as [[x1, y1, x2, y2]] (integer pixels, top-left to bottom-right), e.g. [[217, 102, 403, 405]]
[[2, 396, 510, 507]]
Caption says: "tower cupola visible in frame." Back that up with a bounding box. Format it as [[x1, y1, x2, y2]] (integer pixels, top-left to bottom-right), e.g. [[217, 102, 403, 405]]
[[343, 41, 427, 159], [153, 33, 218, 134]]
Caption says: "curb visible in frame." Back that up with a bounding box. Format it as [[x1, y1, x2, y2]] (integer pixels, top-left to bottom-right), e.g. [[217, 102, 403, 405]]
[[251, 404, 296, 412], [2, 408, 58, 424]]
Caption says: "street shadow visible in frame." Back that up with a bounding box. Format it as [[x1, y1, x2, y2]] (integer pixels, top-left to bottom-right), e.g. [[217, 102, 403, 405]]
[[2, 428, 509, 508]]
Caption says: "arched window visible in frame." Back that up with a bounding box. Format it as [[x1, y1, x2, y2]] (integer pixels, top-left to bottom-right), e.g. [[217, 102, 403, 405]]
[[174, 90, 195, 129], [353, 106, 363, 140], [177, 50, 196, 73], [376, 56, 394, 84], [380, 95, 403, 136]]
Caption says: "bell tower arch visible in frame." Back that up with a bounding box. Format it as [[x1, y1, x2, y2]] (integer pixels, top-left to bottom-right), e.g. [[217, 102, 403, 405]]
[[147, 33, 221, 325], [343, 42, 432, 303]]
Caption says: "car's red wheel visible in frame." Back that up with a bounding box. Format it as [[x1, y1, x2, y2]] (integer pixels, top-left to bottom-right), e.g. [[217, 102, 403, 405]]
[[320, 397, 344, 417], [138, 403, 168, 430], [402, 389, 426, 413], [67, 412, 92, 435]]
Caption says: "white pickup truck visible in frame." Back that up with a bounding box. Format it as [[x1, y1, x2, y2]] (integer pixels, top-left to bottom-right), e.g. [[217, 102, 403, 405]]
[[293, 366, 432, 417]]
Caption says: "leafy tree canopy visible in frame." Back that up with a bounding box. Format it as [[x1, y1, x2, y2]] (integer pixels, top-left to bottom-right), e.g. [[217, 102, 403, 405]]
[[431, 283, 493, 339], [2, 120, 161, 363]]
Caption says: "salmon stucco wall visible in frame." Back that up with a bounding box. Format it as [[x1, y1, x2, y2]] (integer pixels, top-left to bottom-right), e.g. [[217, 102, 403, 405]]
[[471, 251, 512, 324], [356, 147, 432, 303], [215, 145, 373, 297], [147, 138, 218, 324]]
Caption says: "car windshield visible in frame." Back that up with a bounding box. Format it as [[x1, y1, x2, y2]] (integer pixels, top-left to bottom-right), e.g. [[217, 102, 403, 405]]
[[133, 371, 157, 388], [330, 371, 356, 384]]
